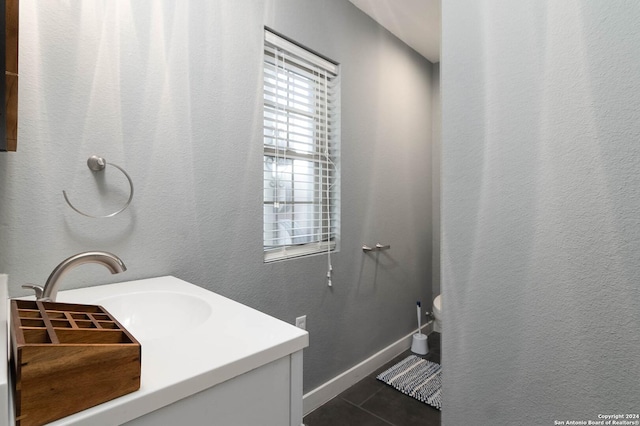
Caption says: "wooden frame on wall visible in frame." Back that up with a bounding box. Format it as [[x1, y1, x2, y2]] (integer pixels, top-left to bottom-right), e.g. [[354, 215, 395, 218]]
[[1, 0, 18, 152]]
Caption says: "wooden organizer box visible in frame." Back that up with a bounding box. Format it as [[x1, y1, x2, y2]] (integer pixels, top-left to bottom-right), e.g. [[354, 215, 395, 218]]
[[10, 300, 141, 426]]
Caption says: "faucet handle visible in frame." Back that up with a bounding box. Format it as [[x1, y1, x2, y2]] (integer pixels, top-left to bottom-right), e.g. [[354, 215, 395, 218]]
[[22, 284, 45, 299]]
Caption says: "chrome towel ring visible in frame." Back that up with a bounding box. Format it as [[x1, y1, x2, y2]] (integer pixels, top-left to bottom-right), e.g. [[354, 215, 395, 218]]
[[63, 155, 134, 218]]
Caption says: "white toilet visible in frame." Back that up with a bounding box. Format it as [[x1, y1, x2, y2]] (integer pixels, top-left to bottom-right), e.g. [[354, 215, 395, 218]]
[[433, 294, 442, 333]]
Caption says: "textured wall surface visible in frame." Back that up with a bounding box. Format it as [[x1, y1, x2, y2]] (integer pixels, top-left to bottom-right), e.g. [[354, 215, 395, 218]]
[[442, 1, 640, 424], [0, 0, 434, 392]]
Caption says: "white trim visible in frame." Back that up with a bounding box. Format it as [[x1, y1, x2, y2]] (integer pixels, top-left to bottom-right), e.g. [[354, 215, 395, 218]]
[[264, 241, 336, 263], [302, 322, 434, 415], [265, 30, 338, 75]]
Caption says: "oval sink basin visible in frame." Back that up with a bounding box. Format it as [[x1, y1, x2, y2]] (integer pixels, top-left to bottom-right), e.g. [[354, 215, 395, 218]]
[[95, 291, 212, 340]]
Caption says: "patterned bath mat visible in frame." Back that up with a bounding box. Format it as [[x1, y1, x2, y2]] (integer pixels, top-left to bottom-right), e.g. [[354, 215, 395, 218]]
[[376, 355, 442, 410]]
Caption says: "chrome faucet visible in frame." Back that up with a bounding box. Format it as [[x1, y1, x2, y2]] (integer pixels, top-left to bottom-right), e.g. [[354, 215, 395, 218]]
[[22, 251, 127, 302]]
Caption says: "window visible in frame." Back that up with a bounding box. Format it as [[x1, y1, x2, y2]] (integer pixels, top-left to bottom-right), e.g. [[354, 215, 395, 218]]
[[263, 29, 340, 262]]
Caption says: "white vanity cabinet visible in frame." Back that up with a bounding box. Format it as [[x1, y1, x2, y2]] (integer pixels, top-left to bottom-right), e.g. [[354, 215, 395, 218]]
[[0, 276, 8, 426], [3, 276, 308, 426], [125, 351, 303, 426]]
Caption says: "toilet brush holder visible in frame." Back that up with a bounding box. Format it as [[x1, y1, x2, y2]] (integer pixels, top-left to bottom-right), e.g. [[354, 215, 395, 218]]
[[411, 333, 429, 355]]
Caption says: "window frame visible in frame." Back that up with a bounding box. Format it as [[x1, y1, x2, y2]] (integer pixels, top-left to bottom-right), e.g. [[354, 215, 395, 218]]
[[262, 29, 340, 263]]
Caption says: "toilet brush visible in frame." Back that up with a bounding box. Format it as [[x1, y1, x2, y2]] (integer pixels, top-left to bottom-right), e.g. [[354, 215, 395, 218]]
[[411, 301, 429, 355]]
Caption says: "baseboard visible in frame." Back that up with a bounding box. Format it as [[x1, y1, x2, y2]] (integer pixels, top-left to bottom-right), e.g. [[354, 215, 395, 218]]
[[302, 322, 433, 415]]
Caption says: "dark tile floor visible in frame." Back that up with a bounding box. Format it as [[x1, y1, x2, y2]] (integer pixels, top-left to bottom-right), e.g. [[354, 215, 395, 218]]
[[304, 332, 441, 426]]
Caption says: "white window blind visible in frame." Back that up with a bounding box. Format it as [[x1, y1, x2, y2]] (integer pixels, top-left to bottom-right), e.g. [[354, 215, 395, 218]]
[[263, 29, 340, 263]]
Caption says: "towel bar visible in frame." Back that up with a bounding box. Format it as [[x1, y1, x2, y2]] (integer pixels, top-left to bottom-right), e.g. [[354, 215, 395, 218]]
[[362, 243, 391, 252]]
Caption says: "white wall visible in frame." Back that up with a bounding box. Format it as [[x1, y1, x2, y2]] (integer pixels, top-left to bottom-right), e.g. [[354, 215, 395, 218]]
[[442, 1, 640, 424], [0, 0, 434, 392]]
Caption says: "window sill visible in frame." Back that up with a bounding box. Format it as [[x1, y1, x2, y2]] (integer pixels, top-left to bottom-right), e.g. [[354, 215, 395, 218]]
[[264, 241, 336, 263]]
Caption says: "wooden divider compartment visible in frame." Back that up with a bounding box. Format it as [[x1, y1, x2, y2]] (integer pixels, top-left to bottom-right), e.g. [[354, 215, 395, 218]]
[[10, 300, 141, 426]]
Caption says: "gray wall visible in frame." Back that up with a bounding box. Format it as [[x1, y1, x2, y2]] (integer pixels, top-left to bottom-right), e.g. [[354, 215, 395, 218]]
[[0, 0, 434, 393], [442, 1, 640, 424], [431, 65, 441, 296]]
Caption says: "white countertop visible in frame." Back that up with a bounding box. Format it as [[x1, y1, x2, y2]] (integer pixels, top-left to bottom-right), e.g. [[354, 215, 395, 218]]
[[8, 276, 308, 425]]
